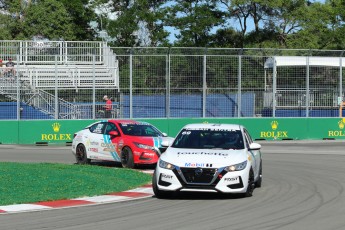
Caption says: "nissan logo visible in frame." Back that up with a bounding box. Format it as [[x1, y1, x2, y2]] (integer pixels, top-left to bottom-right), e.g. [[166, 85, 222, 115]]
[[195, 168, 203, 177]]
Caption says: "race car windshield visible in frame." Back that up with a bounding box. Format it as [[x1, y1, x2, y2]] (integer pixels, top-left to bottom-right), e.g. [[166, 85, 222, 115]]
[[171, 129, 244, 150], [119, 124, 162, 137]]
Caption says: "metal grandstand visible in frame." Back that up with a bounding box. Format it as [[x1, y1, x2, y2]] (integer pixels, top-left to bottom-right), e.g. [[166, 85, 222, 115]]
[[0, 40, 119, 119]]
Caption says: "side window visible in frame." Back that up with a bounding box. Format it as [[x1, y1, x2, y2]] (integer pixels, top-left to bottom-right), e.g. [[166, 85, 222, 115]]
[[105, 122, 118, 135], [145, 126, 158, 136], [89, 122, 106, 134]]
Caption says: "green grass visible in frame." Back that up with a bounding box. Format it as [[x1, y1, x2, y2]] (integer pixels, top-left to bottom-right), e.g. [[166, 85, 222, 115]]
[[0, 162, 152, 206]]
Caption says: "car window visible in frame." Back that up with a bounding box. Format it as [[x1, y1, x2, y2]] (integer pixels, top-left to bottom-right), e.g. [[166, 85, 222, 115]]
[[119, 124, 162, 137], [104, 122, 119, 135], [89, 122, 106, 134], [172, 129, 244, 149], [144, 125, 162, 136]]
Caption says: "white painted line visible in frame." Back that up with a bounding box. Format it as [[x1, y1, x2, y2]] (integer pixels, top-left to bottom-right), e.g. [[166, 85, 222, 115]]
[[73, 195, 131, 203], [0, 204, 52, 212]]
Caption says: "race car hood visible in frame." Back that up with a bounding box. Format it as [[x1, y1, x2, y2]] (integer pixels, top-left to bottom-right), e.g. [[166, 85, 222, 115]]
[[161, 147, 248, 168]]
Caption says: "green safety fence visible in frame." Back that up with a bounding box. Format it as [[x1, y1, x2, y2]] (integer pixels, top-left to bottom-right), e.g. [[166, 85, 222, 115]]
[[1, 118, 345, 145]]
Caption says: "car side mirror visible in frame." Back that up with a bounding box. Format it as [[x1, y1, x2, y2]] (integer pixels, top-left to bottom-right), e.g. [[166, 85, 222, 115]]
[[109, 130, 119, 136], [161, 139, 173, 147], [249, 142, 261, 150], [162, 132, 168, 137]]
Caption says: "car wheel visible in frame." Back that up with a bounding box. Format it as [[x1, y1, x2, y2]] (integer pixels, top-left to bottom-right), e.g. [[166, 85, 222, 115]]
[[255, 160, 263, 188], [152, 171, 173, 199], [243, 168, 255, 197], [121, 146, 135, 168], [75, 144, 91, 165]]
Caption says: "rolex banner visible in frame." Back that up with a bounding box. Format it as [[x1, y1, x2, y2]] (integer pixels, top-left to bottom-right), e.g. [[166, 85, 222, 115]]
[[0, 118, 344, 145]]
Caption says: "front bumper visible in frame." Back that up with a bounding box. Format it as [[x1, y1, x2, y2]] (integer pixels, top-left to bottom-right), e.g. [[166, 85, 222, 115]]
[[155, 165, 250, 193], [133, 148, 163, 165]]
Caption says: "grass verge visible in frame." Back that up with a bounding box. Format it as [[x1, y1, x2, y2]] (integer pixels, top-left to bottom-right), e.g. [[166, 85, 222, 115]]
[[0, 162, 152, 206]]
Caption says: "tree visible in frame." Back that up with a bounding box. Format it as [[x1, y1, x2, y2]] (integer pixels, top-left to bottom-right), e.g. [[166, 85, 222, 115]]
[[57, 0, 98, 41], [209, 28, 243, 48], [163, 0, 225, 47], [285, 2, 332, 49], [0, 0, 28, 39], [220, 0, 274, 47], [90, 0, 168, 46], [20, 0, 75, 40], [0, 0, 97, 40]]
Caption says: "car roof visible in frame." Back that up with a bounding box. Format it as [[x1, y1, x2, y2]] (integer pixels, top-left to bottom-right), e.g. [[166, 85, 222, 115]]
[[182, 123, 242, 131], [108, 119, 147, 125]]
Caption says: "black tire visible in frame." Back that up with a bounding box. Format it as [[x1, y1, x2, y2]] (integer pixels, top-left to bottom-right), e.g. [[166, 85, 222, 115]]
[[121, 146, 135, 168], [255, 160, 263, 188], [75, 144, 91, 164], [152, 171, 173, 199], [243, 168, 255, 197]]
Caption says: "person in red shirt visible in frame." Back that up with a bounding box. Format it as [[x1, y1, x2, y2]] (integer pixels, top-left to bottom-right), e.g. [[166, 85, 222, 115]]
[[103, 95, 112, 118]]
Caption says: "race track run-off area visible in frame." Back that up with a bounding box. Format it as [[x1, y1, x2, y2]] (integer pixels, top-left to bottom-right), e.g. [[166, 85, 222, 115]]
[[0, 141, 345, 230]]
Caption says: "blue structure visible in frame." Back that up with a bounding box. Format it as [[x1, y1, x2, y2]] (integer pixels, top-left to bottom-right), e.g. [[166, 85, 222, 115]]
[[121, 93, 255, 118], [262, 108, 343, 117], [0, 102, 53, 119]]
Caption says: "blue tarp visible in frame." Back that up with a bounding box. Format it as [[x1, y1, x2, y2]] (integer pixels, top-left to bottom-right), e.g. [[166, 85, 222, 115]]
[[0, 102, 52, 119], [121, 93, 255, 118]]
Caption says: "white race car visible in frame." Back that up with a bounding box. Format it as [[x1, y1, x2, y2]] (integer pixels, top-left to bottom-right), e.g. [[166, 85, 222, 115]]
[[152, 123, 262, 198]]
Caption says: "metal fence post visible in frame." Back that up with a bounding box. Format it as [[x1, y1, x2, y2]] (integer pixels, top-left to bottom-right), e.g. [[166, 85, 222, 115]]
[[340, 56, 343, 105], [238, 55, 242, 117], [202, 48, 207, 118], [92, 54, 96, 119], [306, 56, 310, 117], [166, 48, 170, 118], [16, 54, 20, 120], [130, 48, 133, 119], [273, 58, 277, 117], [55, 55, 58, 119]]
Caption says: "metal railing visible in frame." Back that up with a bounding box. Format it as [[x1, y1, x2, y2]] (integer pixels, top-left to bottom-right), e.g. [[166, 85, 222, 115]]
[[1, 45, 345, 119]]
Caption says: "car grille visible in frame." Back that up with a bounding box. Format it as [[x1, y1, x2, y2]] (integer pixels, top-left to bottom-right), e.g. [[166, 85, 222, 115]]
[[179, 167, 217, 184]]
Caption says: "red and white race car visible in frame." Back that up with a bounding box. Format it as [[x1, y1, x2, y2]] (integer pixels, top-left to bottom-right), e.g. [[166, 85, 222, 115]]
[[72, 120, 173, 168]]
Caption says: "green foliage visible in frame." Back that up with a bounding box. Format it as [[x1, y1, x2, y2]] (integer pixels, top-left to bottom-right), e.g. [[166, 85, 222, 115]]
[[164, 0, 225, 47], [0, 162, 151, 206], [0, 0, 95, 40], [57, 0, 98, 40], [21, 0, 75, 40], [100, 0, 168, 46], [209, 28, 243, 48], [0, 0, 343, 49]]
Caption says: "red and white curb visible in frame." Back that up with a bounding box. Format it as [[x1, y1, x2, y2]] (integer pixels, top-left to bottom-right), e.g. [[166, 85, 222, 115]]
[[0, 184, 153, 214], [0, 170, 155, 214]]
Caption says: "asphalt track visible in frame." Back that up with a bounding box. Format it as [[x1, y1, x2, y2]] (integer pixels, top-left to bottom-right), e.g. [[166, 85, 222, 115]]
[[0, 140, 345, 230]]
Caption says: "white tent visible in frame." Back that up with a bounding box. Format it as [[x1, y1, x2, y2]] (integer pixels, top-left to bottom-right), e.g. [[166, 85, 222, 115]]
[[264, 56, 345, 68], [263, 56, 344, 113]]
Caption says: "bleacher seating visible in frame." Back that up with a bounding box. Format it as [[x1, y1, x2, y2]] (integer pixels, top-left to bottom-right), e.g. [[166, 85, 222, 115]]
[[0, 40, 119, 119], [19, 64, 118, 88]]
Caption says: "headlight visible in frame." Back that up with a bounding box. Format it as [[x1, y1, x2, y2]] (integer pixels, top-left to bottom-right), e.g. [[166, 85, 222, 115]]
[[159, 159, 175, 170], [134, 142, 153, 150], [224, 161, 247, 172]]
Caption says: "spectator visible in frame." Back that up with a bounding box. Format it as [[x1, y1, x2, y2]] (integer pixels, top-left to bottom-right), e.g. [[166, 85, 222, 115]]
[[103, 95, 112, 118], [4, 58, 15, 77]]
